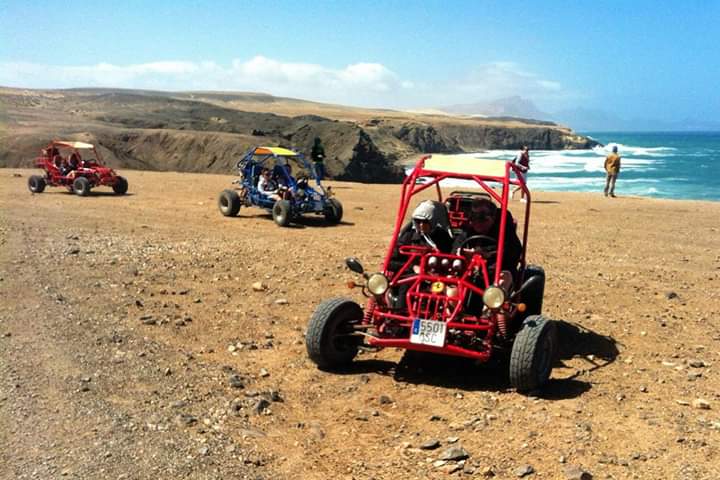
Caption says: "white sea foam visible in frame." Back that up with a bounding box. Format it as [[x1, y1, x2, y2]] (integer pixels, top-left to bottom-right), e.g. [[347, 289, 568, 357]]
[[529, 177, 604, 187], [596, 143, 677, 156], [403, 143, 685, 195]]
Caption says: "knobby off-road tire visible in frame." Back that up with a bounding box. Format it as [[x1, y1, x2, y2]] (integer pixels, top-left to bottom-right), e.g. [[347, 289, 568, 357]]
[[218, 189, 241, 217], [521, 265, 545, 316], [306, 298, 363, 370], [509, 315, 557, 392], [272, 200, 291, 227], [28, 175, 46, 193], [324, 198, 343, 224], [113, 176, 128, 195], [73, 177, 91, 196]]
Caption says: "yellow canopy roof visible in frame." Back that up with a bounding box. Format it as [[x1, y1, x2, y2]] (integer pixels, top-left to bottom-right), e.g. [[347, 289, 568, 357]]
[[254, 146, 299, 156], [54, 141, 95, 149], [423, 154, 509, 178]]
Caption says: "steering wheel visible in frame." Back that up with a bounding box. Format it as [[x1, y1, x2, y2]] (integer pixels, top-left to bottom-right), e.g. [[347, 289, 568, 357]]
[[457, 235, 497, 259]]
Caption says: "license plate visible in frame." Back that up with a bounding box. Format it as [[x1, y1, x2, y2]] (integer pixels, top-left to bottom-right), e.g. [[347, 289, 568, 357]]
[[410, 319, 446, 347]]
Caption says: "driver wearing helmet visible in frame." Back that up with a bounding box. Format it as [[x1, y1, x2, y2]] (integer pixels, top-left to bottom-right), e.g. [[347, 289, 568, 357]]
[[389, 200, 453, 272], [452, 198, 522, 275]]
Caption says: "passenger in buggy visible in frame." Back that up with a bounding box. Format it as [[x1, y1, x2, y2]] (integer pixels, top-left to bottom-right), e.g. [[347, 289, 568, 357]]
[[257, 168, 282, 201], [389, 200, 454, 273], [61, 153, 81, 177]]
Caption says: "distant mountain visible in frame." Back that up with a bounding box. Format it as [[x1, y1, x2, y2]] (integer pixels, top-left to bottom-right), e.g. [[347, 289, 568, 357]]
[[442, 96, 549, 120], [551, 107, 626, 132], [439, 96, 720, 132]]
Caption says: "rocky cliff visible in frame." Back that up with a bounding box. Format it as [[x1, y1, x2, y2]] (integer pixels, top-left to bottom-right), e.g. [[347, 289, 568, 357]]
[[0, 88, 598, 182]]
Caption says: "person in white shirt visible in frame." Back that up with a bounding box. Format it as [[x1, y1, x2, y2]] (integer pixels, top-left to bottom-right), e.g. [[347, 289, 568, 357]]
[[257, 168, 281, 201]]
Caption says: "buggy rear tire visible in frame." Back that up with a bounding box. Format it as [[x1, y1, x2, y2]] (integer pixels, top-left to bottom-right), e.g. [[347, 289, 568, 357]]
[[218, 189, 241, 217], [28, 175, 46, 193], [520, 265, 545, 316], [73, 177, 91, 196], [272, 200, 291, 227], [113, 176, 128, 195], [306, 298, 363, 370], [324, 198, 343, 224], [509, 315, 557, 392]]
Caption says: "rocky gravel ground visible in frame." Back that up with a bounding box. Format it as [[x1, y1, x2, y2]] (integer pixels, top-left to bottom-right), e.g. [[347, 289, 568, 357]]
[[1, 169, 719, 479]]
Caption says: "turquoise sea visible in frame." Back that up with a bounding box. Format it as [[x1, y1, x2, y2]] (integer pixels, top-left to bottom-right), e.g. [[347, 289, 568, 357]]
[[492, 131, 720, 202]]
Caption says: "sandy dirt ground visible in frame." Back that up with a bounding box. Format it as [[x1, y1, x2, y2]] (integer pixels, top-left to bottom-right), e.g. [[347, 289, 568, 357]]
[[1, 168, 719, 480]]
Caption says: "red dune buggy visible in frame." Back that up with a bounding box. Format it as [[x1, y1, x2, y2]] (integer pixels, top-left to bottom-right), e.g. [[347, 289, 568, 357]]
[[28, 140, 128, 196], [306, 154, 556, 392]]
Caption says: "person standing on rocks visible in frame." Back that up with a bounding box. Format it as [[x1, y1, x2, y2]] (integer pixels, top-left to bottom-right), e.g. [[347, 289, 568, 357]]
[[604, 145, 621, 197], [311, 137, 326, 180], [512, 146, 530, 202]]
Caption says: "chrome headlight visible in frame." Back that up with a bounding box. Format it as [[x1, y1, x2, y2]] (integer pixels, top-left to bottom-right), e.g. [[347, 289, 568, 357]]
[[482, 286, 505, 309], [367, 273, 389, 295], [451, 258, 464, 273]]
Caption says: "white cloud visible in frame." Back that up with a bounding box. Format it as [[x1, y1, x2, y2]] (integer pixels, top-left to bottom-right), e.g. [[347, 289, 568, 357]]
[[454, 62, 567, 101], [0, 56, 408, 105], [0, 57, 573, 109]]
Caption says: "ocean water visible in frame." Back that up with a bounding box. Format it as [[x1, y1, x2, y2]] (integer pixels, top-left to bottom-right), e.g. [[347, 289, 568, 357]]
[[427, 132, 720, 201]]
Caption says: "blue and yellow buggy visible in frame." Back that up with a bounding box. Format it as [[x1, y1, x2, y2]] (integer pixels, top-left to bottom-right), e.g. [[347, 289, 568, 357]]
[[218, 146, 343, 227]]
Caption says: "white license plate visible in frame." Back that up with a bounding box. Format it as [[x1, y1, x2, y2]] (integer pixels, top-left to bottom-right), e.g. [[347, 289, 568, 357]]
[[410, 319, 447, 347]]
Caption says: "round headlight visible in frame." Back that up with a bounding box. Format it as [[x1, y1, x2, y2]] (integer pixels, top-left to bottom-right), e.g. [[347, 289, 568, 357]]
[[367, 273, 389, 295], [482, 286, 505, 309]]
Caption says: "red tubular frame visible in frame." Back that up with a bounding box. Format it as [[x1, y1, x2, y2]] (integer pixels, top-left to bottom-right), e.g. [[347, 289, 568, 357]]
[[367, 155, 531, 360], [381, 156, 530, 281]]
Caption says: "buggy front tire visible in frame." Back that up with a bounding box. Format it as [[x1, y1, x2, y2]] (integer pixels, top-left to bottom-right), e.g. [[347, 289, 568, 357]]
[[73, 177, 91, 196], [509, 315, 557, 392], [306, 298, 363, 369], [28, 175, 46, 193], [272, 200, 291, 227], [218, 189, 241, 217], [113, 176, 128, 195], [324, 198, 343, 224]]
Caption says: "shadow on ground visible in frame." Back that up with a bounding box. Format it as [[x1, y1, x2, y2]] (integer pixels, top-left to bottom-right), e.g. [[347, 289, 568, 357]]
[[33, 190, 135, 198], [332, 320, 618, 400], [239, 211, 354, 228]]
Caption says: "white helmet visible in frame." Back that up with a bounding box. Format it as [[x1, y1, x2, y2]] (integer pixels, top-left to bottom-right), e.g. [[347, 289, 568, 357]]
[[412, 200, 435, 222]]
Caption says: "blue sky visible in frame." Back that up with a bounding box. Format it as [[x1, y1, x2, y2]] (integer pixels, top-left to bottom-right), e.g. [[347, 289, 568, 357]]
[[1, 0, 718, 126]]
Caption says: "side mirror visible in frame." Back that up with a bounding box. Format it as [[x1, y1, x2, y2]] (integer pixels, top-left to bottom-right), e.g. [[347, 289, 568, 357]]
[[345, 257, 365, 275]]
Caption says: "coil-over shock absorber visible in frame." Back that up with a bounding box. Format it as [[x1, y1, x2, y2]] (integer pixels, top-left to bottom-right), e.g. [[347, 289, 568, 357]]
[[363, 297, 377, 324], [496, 312, 508, 338]]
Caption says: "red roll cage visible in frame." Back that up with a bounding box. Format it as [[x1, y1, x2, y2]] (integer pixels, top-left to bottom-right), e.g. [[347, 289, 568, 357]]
[[382, 154, 531, 287]]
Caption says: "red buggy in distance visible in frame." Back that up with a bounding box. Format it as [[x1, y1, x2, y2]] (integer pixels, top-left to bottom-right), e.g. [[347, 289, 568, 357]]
[[28, 140, 128, 196], [306, 154, 557, 392]]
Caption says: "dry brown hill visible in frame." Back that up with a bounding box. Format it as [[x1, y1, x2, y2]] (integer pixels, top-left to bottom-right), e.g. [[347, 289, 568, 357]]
[[0, 87, 598, 182]]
